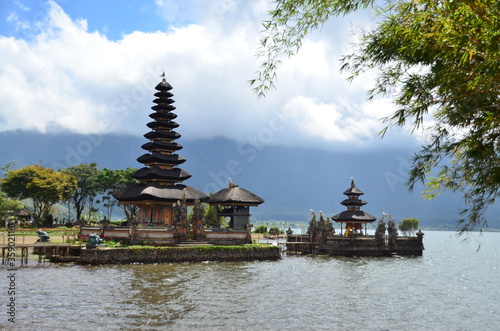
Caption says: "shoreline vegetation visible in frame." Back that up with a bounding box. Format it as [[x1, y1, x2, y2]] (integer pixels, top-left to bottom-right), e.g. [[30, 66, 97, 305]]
[[1, 223, 499, 245]]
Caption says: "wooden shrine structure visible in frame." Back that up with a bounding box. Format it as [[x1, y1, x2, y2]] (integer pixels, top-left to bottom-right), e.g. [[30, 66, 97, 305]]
[[207, 179, 264, 230], [331, 178, 377, 236], [81, 77, 263, 246], [285, 179, 424, 256]]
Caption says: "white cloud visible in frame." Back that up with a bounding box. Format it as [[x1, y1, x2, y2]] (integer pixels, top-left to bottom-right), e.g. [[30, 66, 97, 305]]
[[282, 96, 384, 143], [0, 0, 420, 151]]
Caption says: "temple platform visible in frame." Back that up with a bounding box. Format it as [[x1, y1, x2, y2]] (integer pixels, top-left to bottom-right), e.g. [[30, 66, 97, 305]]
[[285, 234, 424, 257]]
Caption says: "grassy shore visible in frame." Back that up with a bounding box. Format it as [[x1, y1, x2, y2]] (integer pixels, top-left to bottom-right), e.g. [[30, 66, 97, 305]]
[[1, 227, 79, 245]]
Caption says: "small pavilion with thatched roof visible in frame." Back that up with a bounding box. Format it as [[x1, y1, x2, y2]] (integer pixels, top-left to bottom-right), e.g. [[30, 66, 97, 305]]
[[207, 179, 264, 230], [331, 178, 377, 236], [15, 207, 33, 222]]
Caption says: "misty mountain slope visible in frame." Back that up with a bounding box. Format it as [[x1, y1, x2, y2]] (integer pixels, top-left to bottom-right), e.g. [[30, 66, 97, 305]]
[[1, 130, 497, 228]]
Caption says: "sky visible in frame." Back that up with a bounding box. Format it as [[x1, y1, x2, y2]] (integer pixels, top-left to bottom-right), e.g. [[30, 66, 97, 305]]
[[0, 0, 425, 152]]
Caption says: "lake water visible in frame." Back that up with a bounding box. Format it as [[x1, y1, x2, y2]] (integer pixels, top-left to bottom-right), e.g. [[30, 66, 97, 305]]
[[2, 231, 499, 330]]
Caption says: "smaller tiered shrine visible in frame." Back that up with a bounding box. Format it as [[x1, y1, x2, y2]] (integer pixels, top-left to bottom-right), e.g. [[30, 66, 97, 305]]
[[331, 178, 376, 236]]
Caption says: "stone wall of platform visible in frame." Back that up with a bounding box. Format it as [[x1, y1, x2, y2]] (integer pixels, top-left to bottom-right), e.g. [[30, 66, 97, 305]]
[[286, 233, 424, 257], [78, 245, 281, 265]]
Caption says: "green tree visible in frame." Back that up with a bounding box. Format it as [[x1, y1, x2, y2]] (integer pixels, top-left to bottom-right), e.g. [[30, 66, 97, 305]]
[[253, 0, 500, 232], [1, 165, 77, 226], [254, 225, 268, 234], [62, 163, 100, 224], [95, 168, 139, 222], [204, 203, 223, 228], [269, 226, 284, 236], [0, 192, 23, 224], [398, 218, 420, 237]]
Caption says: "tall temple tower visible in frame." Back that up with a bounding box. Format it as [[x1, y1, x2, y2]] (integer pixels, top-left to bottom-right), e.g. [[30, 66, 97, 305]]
[[113, 77, 208, 226], [331, 178, 376, 236]]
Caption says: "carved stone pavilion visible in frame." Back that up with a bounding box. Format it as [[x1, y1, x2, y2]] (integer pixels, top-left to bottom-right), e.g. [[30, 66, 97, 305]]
[[331, 178, 376, 236], [113, 77, 208, 226]]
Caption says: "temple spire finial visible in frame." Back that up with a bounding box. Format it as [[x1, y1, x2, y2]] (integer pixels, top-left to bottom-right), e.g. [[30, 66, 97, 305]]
[[350, 177, 355, 188], [228, 178, 238, 188], [160, 71, 166, 83]]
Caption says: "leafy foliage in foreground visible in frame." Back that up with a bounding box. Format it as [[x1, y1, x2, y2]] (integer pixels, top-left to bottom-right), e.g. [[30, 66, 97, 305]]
[[253, 0, 500, 233]]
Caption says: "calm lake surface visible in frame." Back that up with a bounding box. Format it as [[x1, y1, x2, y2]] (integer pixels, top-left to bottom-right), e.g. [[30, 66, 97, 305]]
[[2, 231, 499, 330]]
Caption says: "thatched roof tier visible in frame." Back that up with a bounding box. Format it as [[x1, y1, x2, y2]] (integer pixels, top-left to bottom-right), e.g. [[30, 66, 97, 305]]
[[151, 104, 176, 112], [141, 141, 183, 152], [332, 179, 376, 224], [144, 130, 181, 141], [16, 207, 33, 216], [208, 183, 264, 206], [153, 90, 173, 98], [113, 183, 208, 203], [137, 153, 186, 165], [149, 112, 177, 120], [153, 98, 175, 105], [332, 210, 376, 223], [155, 80, 173, 91], [131, 167, 191, 182], [147, 120, 179, 130], [340, 198, 368, 206], [343, 180, 364, 195]]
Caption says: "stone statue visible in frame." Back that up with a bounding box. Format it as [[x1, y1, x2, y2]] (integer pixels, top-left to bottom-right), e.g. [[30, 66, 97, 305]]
[[37, 230, 50, 242], [375, 219, 386, 247], [86, 233, 104, 248], [387, 218, 398, 249], [173, 197, 189, 238], [192, 199, 206, 239], [307, 210, 318, 242]]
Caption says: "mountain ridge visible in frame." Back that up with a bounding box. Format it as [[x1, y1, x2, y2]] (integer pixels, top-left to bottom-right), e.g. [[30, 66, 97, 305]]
[[1, 130, 497, 228]]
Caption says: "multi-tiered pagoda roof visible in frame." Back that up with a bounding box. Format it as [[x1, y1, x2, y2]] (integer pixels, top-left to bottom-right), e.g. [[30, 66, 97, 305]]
[[113, 78, 208, 204], [332, 178, 376, 223]]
